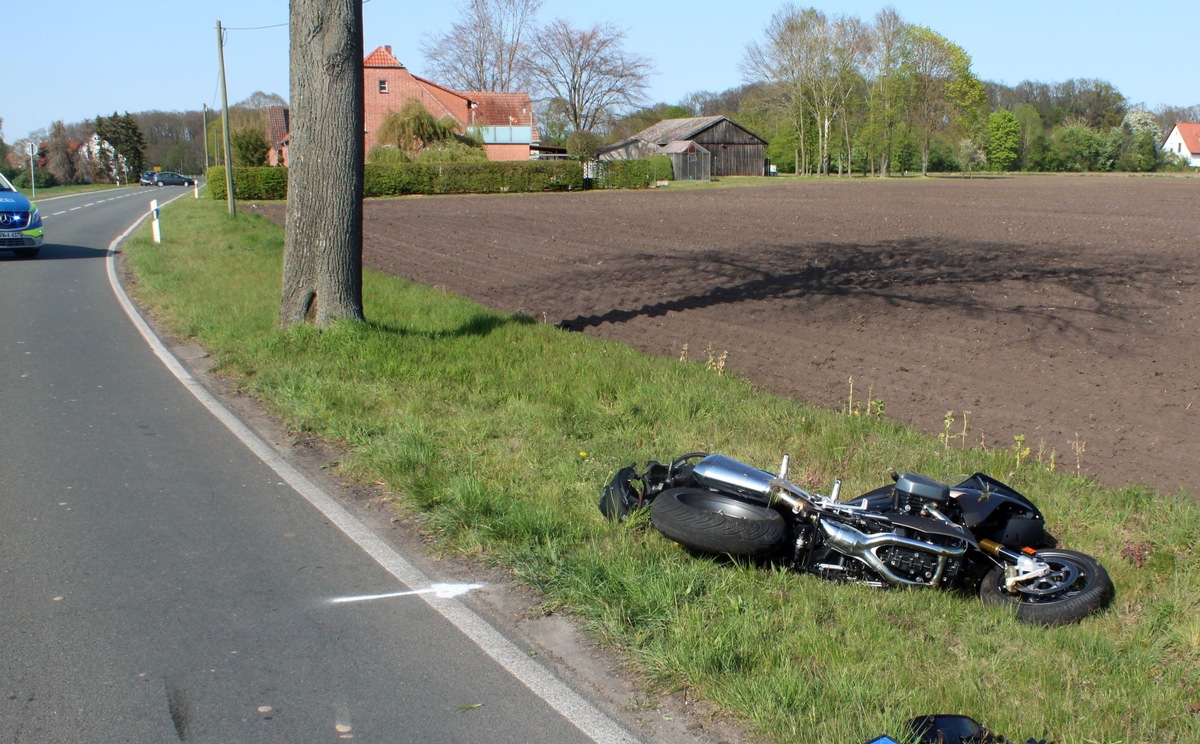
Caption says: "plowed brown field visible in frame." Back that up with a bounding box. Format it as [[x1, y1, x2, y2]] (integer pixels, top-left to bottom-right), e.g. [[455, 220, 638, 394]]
[[254, 174, 1200, 495]]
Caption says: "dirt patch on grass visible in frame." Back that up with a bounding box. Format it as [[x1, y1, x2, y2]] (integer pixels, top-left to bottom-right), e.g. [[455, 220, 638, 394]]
[[252, 174, 1200, 495]]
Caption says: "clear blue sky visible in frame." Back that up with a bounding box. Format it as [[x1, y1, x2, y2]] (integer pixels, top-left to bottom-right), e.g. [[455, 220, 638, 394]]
[[4, 0, 1190, 143]]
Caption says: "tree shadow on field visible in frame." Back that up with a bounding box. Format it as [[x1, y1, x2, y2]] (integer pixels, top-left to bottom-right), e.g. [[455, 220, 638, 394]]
[[367, 311, 531, 340], [556, 237, 1188, 341]]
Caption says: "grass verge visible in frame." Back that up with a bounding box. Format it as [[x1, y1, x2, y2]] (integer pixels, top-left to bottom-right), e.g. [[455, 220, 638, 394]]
[[123, 196, 1199, 743]]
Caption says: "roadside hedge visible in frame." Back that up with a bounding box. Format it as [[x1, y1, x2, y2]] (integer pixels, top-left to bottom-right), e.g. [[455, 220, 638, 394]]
[[206, 166, 288, 200], [208, 161, 585, 201], [595, 155, 674, 189]]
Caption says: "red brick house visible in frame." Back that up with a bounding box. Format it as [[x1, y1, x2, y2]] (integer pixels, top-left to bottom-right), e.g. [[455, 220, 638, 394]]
[[363, 45, 538, 161]]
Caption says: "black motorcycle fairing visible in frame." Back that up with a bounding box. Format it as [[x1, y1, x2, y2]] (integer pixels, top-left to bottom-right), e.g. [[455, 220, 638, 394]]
[[951, 473, 1051, 547], [889, 513, 971, 543]]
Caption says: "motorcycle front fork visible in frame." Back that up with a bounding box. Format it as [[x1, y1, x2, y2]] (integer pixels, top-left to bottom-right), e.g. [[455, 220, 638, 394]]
[[978, 538, 1051, 591]]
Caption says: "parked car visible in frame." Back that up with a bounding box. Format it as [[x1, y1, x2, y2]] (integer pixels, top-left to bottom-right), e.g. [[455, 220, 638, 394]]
[[0, 172, 43, 258], [139, 171, 158, 186], [152, 172, 195, 187]]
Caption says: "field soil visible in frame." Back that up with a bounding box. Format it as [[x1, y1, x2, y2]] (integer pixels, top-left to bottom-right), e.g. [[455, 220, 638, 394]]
[[254, 174, 1199, 496]]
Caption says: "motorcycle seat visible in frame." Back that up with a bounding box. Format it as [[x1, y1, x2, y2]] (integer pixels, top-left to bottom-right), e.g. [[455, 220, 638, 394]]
[[895, 473, 951, 504]]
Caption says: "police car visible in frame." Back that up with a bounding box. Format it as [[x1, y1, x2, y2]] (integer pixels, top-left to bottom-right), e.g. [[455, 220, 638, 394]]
[[0, 172, 43, 258]]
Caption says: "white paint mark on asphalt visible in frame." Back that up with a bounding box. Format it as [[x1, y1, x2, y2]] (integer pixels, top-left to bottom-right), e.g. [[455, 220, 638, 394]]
[[331, 582, 484, 604], [103, 204, 639, 744]]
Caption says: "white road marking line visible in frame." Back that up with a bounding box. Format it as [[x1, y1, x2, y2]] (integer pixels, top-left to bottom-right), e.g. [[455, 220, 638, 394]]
[[103, 204, 638, 744], [331, 583, 484, 603]]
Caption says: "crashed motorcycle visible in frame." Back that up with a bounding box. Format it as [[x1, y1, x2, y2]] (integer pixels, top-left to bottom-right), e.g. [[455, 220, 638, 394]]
[[600, 453, 1113, 626]]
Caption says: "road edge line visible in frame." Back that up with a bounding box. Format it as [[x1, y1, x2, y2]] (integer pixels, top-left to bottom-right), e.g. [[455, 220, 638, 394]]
[[103, 207, 640, 744]]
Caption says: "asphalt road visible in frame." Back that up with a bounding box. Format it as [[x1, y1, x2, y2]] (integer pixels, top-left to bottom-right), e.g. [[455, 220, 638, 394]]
[[0, 186, 636, 743]]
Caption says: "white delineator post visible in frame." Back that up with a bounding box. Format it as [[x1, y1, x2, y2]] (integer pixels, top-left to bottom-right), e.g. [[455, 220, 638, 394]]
[[150, 199, 161, 244]]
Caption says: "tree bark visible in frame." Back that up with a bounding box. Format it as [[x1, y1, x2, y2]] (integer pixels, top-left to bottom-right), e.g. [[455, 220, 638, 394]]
[[280, 0, 365, 328]]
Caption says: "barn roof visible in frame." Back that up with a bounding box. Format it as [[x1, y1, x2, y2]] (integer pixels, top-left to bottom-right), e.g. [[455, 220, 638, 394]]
[[632, 116, 726, 144]]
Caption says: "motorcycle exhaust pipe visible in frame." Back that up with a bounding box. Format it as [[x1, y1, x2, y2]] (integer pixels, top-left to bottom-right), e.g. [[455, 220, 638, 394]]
[[820, 520, 967, 587]]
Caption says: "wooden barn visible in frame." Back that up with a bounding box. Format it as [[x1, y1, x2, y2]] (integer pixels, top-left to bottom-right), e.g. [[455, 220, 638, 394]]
[[625, 116, 768, 177]]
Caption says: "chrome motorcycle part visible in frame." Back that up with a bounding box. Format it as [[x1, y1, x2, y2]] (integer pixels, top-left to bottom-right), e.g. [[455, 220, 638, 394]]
[[818, 519, 967, 587]]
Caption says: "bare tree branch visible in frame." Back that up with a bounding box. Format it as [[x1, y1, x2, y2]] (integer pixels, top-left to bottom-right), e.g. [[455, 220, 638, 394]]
[[421, 0, 541, 92], [523, 19, 653, 132]]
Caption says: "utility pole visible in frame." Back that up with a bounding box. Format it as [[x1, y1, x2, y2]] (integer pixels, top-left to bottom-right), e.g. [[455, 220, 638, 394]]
[[202, 103, 210, 171], [216, 20, 236, 217]]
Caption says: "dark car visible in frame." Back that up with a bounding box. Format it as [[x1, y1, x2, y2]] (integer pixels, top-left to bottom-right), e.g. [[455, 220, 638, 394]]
[[139, 170, 157, 186], [152, 172, 195, 187]]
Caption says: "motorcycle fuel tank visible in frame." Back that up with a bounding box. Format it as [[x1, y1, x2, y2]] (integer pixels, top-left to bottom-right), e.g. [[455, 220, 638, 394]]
[[691, 454, 776, 499]]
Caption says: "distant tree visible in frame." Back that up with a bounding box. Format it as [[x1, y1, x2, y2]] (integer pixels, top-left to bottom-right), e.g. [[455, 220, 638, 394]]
[[96, 112, 146, 175], [1054, 78, 1126, 130], [985, 109, 1020, 171], [376, 99, 464, 157], [1117, 111, 1161, 172], [238, 91, 289, 109], [606, 103, 690, 142], [231, 127, 270, 166], [742, 6, 827, 174], [280, 0, 365, 328], [903, 25, 985, 175], [958, 138, 986, 174], [1050, 124, 1101, 171], [680, 85, 763, 118], [864, 6, 909, 176], [533, 98, 572, 146], [422, 0, 541, 92], [1154, 103, 1200, 138], [523, 19, 653, 132], [1010, 103, 1043, 165], [44, 120, 81, 184], [565, 129, 601, 160]]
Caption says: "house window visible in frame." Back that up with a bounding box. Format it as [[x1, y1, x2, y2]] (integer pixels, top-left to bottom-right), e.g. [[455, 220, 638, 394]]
[[378, 79, 389, 94]]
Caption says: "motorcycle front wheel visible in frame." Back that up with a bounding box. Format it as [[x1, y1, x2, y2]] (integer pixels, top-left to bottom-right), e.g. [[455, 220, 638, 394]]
[[650, 487, 788, 557], [979, 549, 1113, 626]]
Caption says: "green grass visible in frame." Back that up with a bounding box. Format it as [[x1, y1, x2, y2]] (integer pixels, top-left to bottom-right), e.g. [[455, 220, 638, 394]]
[[22, 182, 129, 200], [123, 196, 1200, 743]]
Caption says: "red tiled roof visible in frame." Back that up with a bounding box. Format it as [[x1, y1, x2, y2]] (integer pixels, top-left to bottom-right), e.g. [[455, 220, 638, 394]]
[[1175, 122, 1200, 154], [465, 92, 534, 128], [364, 45, 404, 68]]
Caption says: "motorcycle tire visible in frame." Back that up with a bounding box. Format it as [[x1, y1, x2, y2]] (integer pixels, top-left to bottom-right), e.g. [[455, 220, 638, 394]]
[[651, 487, 788, 558], [979, 549, 1113, 626]]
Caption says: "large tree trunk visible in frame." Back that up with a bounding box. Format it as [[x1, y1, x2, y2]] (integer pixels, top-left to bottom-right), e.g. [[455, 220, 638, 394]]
[[280, 0, 365, 328]]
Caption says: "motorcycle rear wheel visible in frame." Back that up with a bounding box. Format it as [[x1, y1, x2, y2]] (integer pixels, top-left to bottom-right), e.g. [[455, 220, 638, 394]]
[[979, 549, 1113, 626], [651, 487, 787, 557]]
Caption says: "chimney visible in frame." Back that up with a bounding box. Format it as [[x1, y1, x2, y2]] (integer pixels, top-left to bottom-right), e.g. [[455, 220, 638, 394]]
[[385, 45, 392, 54]]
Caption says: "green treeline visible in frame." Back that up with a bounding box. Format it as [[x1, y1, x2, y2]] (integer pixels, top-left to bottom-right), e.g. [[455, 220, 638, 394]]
[[608, 6, 1194, 175]]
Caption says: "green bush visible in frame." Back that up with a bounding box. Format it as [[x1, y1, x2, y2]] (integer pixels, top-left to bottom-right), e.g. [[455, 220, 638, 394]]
[[11, 168, 57, 190], [365, 160, 584, 196], [596, 156, 673, 189], [206, 166, 289, 200], [209, 161, 586, 200], [366, 145, 411, 165]]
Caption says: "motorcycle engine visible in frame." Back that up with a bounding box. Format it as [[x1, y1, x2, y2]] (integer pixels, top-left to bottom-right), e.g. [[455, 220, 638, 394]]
[[876, 544, 955, 583]]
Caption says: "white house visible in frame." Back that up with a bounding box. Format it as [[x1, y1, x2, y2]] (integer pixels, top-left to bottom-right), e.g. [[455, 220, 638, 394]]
[[1162, 122, 1200, 167]]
